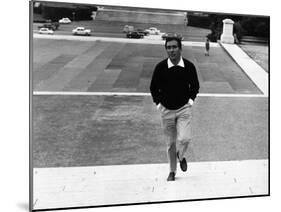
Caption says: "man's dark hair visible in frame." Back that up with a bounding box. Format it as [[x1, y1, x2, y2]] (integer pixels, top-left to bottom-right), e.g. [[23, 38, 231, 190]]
[[165, 37, 182, 50]]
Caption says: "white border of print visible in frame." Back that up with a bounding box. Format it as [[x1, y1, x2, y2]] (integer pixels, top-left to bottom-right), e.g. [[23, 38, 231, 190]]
[[2, 0, 279, 212]]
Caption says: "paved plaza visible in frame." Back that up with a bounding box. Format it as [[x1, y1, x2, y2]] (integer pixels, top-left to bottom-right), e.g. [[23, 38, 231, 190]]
[[33, 35, 261, 94]]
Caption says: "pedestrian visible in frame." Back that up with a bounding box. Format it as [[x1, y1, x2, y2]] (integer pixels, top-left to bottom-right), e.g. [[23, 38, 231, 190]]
[[205, 38, 210, 56], [150, 36, 200, 181], [234, 33, 239, 44]]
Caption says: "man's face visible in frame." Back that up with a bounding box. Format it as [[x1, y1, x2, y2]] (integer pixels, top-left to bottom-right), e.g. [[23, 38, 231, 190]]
[[166, 40, 181, 62]]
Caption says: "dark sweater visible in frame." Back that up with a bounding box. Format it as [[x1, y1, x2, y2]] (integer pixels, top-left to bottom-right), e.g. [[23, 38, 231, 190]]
[[150, 58, 200, 110]]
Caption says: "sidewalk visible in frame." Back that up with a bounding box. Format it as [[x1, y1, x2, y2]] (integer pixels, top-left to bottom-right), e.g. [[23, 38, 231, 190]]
[[220, 43, 268, 96], [33, 159, 268, 210]]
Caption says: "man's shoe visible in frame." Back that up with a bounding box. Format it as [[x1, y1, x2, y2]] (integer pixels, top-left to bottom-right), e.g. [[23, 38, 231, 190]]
[[167, 172, 175, 181], [177, 152, 187, 172]]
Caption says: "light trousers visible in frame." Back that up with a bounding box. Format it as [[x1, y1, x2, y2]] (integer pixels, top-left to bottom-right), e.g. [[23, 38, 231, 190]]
[[159, 103, 192, 173]]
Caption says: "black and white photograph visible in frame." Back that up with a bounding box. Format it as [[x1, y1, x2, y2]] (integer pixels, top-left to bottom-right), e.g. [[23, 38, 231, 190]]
[[29, 0, 270, 211]]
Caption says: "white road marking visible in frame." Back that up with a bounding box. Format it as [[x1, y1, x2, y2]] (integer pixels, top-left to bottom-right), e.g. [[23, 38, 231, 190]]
[[33, 91, 267, 98], [33, 159, 268, 210], [198, 93, 267, 98]]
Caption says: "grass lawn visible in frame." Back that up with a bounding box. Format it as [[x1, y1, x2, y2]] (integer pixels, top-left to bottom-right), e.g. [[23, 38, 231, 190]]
[[239, 44, 269, 72]]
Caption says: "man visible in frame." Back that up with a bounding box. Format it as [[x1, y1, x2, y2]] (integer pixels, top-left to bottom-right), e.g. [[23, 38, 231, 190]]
[[150, 36, 200, 181]]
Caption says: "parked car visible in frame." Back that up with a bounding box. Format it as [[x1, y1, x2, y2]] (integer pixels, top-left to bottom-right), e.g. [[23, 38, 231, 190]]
[[51, 22, 60, 30], [72, 27, 91, 36], [126, 31, 144, 39], [123, 25, 134, 33], [59, 17, 71, 24], [38, 28, 54, 35], [162, 32, 184, 40], [145, 27, 160, 35], [136, 28, 149, 36], [38, 22, 59, 31]]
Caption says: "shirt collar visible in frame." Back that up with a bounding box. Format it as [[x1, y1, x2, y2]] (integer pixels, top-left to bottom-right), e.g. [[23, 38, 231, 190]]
[[167, 57, 185, 68]]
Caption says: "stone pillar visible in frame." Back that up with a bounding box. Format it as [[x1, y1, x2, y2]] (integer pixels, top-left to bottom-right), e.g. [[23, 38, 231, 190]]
[[220, 19, 234, 44]]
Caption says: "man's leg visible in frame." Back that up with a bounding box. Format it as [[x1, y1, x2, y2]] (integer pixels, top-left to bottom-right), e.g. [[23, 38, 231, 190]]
[[161, 111, 177, 175], [167, 133, 177, 174], [176, 105, 192, 167]]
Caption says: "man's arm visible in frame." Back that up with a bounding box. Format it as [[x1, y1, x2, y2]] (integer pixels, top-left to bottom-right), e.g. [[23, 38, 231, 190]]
[[150, 64, 161, 105], [189, 63, 200, 102]]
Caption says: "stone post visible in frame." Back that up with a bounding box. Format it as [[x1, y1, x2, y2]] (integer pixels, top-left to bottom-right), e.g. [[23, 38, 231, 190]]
[[220, 19, 234, 44]]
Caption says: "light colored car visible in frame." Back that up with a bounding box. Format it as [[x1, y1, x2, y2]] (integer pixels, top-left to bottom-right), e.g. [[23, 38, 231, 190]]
[[72, 27, 91, 36], [38, 27, 54, 35], [59, 17, 71, 24], [162, 32, 184, 40], [145, 27, 160, 35]]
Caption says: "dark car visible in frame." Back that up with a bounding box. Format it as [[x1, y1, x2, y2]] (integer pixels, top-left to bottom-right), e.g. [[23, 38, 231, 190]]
[[136, 28, 149, 36], [38, 22, 60, 31], [162, 32, 184, 40], [126, 31, 144, 39]]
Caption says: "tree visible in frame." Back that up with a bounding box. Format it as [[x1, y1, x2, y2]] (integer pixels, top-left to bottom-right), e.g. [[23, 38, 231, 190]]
[[206, 14, 225, 42], [233, 21, 245, 41], [239, 16, 269, 38]]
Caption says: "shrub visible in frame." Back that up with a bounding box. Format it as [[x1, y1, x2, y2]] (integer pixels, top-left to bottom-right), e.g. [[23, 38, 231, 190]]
[[233, 22, 245, 41], [254, 22, 269, 38], [239, 17, 269, 38]]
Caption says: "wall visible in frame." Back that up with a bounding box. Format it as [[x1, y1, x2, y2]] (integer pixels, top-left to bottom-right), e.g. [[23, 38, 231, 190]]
[[95, 8, 187, 25]]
